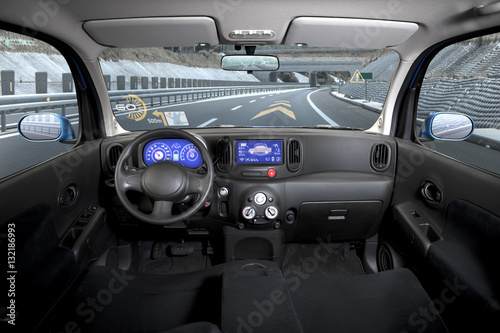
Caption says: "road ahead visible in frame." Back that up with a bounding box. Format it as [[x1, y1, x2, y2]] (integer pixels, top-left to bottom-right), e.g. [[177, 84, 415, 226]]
[[115, 88, 379, 130], [0, 88, 378, 178]]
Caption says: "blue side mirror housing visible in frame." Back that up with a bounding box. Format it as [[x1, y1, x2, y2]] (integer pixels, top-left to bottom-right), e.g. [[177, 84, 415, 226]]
[[18, 113, 76, 142], [420, 112, 474, 141]]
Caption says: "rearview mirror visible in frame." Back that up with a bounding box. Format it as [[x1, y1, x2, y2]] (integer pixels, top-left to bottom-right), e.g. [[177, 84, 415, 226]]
[[18, 113, 76, 142], [420, 113, 474, 141], [221, 55, 279, 71]]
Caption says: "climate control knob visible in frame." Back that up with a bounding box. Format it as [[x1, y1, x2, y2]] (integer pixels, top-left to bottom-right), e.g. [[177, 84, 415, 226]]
[[242, 206, 256, 220], [254, 192, 267, 205], [265, 206, 279, 219]]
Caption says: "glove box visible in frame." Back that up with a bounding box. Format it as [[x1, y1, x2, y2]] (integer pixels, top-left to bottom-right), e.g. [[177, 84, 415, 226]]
[[294, 201, 383, 241]]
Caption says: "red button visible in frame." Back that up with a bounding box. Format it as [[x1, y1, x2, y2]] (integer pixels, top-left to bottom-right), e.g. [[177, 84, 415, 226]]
[[267, 169, 276, 178]]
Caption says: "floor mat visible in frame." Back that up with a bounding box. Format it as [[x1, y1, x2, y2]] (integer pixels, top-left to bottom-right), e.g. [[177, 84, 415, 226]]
[[280, 243, 365, 276], [138, 240, 212, 274]]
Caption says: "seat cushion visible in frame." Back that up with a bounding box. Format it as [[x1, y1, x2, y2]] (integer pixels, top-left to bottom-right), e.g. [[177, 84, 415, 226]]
[[221, 260, 303, 333], [53, 264, 226, 332], [287, 268, 447, 333]]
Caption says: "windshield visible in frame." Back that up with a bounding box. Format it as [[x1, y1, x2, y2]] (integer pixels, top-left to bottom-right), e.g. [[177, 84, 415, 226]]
[[99, 46, 399, 130]]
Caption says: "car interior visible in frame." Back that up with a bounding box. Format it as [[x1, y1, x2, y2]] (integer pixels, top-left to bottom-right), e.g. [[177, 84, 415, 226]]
[[1, 0, 500, 332]]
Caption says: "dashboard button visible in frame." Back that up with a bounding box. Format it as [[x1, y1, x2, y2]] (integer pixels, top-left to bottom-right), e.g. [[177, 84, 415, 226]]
[[267, 169, 276, 178]]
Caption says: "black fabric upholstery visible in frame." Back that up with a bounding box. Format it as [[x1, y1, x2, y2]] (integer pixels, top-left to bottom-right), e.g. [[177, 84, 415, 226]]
[[288, 268, 448, 333], [162, 322, 221, 333], [221, 260, 303, 333], [1, 204, 81, 332], [51, 259, 447, 332], [57, 264, 226, 332], [427, 199, 500, 330]]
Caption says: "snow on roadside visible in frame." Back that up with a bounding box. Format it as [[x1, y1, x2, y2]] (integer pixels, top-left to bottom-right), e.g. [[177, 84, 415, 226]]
[[1, 51, 259, 95]]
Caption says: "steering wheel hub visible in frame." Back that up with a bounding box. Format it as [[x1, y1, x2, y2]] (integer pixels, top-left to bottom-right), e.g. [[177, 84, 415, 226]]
[[141, 161, 186, 200]]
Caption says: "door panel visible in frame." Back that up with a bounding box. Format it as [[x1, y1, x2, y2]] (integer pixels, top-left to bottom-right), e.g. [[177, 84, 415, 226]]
[[0, 141, 103, 332], [391, 139, 500, 331]]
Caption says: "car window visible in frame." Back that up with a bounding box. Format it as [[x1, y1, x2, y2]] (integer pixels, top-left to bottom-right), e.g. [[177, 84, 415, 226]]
[[98, 46, 399, 130], [416, 32, 500, 175], [0, 30, 80, 179]]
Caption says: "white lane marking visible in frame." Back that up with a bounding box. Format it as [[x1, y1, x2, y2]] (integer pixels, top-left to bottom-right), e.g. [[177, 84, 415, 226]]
[[249, 100, 256, 103], [260, 96, 266, 99], [197, 118, 218, 128], [231, 105, 242, 110], [306, 90, 339, 126]]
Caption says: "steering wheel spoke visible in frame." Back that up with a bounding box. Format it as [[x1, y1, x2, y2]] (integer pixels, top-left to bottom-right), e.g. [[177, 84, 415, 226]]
[[122, 168, 144, 192], [151, 200, 173, 220], [186, 169, 209, 194]]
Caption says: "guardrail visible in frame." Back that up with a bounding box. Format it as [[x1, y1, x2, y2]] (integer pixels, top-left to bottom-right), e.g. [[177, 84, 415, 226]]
[[0, 84, 308, 132]]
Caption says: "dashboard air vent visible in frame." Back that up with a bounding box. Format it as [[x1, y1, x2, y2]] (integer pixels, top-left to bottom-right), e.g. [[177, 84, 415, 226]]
[[217, 139, 231, 172], [287, 139, 302, 172], [108, 144, 123, 171], [371, 143, 390, 171]]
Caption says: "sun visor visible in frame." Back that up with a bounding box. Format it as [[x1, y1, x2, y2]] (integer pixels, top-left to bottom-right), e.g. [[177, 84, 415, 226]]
[[284, 17, 418, 48], [83, 17, 219, 47]]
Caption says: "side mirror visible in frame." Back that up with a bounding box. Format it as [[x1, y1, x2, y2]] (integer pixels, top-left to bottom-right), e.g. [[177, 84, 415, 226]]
[[18, 113, 76, 142], [419, 113, 474, 141]]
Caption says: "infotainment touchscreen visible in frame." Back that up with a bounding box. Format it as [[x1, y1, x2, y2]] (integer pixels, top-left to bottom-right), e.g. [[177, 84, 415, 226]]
[[236, 140, 282, 164]]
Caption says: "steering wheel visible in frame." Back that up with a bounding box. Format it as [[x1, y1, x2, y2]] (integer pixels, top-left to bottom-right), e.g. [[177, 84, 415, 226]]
[[115, 128, 214, 225]]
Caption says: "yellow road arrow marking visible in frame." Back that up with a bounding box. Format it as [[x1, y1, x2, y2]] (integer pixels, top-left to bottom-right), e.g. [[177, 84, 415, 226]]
[[152, 110, 168, 126], [269, 101, 291, 108], [251, 106, 296, 120]]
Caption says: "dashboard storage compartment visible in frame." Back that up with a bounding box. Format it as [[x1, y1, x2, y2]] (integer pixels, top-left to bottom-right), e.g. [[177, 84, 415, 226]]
[[294, 201, 383, 242], [223, 226, 284, 262]]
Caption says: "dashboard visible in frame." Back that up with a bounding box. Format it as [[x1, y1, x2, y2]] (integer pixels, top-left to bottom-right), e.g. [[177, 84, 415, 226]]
[[102, 128, 397, 242]]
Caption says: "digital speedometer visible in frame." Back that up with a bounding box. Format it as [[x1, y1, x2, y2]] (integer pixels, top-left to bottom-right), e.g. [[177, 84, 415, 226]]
[[143, 139, 203, 168]]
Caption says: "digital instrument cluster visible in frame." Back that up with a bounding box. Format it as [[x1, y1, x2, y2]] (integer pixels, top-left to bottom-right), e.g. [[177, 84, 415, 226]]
[[236, 140, 282, 164], [143, 139, 203, 168]]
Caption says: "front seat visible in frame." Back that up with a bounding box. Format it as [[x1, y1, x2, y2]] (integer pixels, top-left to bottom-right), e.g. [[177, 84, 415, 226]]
[[51, 264, 226, 332], [221, 260, 448, 333]]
